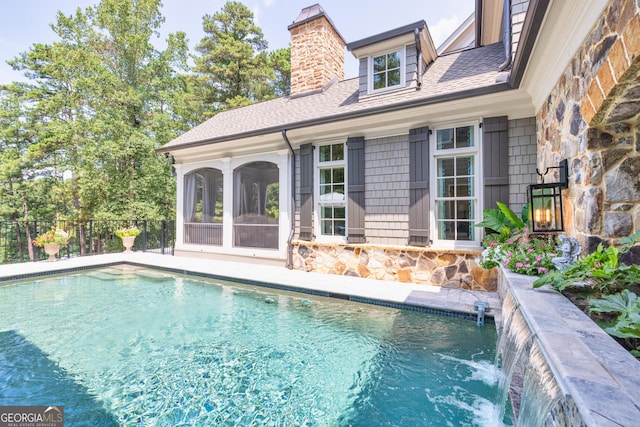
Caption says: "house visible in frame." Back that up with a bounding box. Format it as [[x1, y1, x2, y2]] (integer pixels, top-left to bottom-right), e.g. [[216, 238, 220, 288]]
[[158, 0, 640, 292]]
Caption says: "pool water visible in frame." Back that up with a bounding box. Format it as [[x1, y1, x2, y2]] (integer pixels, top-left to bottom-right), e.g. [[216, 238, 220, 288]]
[[0, 267, 506, 426]]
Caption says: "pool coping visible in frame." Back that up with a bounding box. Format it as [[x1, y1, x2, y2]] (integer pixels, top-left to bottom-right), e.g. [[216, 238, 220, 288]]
[[0, 253, 500, 325]]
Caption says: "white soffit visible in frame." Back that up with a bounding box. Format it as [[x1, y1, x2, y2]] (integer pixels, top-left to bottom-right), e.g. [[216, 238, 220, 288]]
[[519, 0, 609, 111], [350, 33, 415, 57]]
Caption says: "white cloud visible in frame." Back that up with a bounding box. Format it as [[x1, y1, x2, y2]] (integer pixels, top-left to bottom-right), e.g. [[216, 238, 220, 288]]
[[429, 15, 461, 47], [263, 0, 275, 6]]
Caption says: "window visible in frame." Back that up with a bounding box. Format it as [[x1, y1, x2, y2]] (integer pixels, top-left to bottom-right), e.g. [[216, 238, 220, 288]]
[[370, 49, 403, 92], [433, 125, 479, 244], [317, 143, 346, 238]]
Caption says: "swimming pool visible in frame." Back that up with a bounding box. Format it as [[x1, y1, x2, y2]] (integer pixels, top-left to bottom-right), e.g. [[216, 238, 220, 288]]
[[0, 266, 506, 425]]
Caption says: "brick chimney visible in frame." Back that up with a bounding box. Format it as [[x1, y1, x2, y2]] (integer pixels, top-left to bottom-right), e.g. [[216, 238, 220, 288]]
[[288, 4, 346, 96]]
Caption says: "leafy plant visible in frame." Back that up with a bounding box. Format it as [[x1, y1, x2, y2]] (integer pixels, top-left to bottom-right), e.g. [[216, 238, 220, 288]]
[[590, 290, 640, 356], [32, 228, 70, 247], [115, 226, 141, 238], [476, 202, 528, 243], [500, 234, 556, 275], [533, 244, 640, 294]]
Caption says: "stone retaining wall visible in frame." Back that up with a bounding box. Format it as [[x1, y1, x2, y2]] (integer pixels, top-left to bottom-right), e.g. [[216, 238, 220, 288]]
[[291, 241, 497, 292]]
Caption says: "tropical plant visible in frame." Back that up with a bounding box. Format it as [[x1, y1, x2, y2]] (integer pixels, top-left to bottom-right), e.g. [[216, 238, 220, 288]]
[[476, 202, 528, 245], [33, 228, 70, 247], [115, 226, 141, 238], [590, 289, 640, 356]]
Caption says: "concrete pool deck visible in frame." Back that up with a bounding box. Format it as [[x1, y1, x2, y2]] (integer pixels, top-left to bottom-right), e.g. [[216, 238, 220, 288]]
[[0, 252, 500, 324]]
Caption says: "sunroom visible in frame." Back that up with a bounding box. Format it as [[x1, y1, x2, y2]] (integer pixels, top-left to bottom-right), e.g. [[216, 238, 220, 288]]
[[175, 149, 291, 262]]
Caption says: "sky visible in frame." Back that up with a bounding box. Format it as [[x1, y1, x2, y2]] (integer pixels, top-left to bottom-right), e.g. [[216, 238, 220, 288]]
[[0, 0, 475, 84]]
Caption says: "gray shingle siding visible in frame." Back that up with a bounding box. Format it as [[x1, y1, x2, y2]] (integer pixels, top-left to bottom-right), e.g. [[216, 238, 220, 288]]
[[508, 117, 537, 214], [364, 134, 410, 245], [358, 58, 368, 99], [292, 135, 410, 245], [405, 44, 417, 88]]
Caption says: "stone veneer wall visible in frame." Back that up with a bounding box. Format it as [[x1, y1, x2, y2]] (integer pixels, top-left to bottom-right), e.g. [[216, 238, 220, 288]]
[[289, 15, 345, 96], [537, 0, 640, 252], [291, 241, 498, 292]]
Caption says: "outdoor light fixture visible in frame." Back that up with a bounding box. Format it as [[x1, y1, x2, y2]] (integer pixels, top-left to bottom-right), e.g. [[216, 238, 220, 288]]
[[529, 159, 568, 232]]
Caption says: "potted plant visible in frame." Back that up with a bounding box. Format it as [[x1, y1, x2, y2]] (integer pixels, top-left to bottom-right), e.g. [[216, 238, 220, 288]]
[[115, 226, 141, 253], [33, 228, 70, 262]]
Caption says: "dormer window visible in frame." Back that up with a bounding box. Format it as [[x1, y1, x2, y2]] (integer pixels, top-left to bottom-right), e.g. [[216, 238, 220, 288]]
[[369, 48, 404, 92]]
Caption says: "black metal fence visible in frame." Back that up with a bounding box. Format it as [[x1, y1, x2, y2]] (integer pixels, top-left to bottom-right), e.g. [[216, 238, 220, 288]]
[[0, 219, 175, 264]]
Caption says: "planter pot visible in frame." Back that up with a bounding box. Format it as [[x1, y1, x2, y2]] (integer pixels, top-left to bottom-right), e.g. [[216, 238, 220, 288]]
[[121, 236, 136, 253], [43, 243, 60, 262]]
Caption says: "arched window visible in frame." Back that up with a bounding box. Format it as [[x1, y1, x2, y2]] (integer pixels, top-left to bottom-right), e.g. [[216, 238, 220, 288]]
[[233, 162, 279, 249], [183, 168, 223, 245]]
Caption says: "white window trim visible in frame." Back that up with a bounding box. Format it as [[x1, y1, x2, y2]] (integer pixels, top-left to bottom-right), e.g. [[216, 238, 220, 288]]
[[367, 46, 406, 94], [430, 121, 482, 249], [313, 141, 348, 243]]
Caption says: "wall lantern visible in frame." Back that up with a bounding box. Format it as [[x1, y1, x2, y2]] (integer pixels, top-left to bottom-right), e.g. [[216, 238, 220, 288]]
[[529, 159, 568, 232]]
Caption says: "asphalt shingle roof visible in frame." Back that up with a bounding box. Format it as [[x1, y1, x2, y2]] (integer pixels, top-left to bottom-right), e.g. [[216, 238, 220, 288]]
[[161, 42, 507, 150]]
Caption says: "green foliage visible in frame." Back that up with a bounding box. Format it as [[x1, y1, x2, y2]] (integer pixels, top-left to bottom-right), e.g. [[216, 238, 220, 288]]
[[194, 1, 270, 114], [532, 244, 640, 293], [478, 233, 556, 275], [0, 0, 291, 226], [33, 228, 70, 247], [620, 230, 640, 253], [476, 202, 528, 244], [115, 226, 141, 238], [590, 290, 640, 356]]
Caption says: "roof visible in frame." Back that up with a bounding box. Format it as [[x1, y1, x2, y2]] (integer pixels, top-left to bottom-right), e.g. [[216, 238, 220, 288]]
[[346, 20, 427, 51], [160, 42, 508, 152]]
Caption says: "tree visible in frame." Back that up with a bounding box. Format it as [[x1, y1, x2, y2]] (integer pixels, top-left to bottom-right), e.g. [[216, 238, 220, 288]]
[[267, 48, 291, 97], [193, 1, 271, 115], [4, 0, 188, 226]]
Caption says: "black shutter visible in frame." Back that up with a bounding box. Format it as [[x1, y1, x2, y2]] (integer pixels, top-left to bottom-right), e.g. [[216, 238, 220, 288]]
[[347, 137, 366, 243], [299, 143, 314, 241], [483, 116, 509, 209], [409, 127, 430, 246]]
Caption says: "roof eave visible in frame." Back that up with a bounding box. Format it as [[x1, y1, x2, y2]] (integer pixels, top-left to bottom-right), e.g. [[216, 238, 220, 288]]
[[157, 82, 513, 154], [508, 0, 551, 88], [346, 20, 427, 51]]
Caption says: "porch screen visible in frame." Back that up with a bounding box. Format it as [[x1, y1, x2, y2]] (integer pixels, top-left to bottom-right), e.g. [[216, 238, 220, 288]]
[[183, 168, 223, 245], [233, 161, 279, 249]]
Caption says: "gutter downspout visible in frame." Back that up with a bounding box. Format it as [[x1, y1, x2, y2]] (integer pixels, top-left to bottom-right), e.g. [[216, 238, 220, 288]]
[[499, 0, 512, 71], [281, 129, 295, 269], [413, 28, 423, 88], [475, 0, 483, 48]]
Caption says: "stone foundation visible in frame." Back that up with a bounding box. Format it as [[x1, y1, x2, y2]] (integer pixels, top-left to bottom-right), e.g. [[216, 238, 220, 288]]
[[291, 241, 497, 292]]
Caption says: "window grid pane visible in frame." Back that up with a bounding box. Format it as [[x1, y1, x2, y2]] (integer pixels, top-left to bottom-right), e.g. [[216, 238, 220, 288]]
[[318, 143, 346, 237], [372, 51, 401, 90], [434, 150, 476, 241]]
